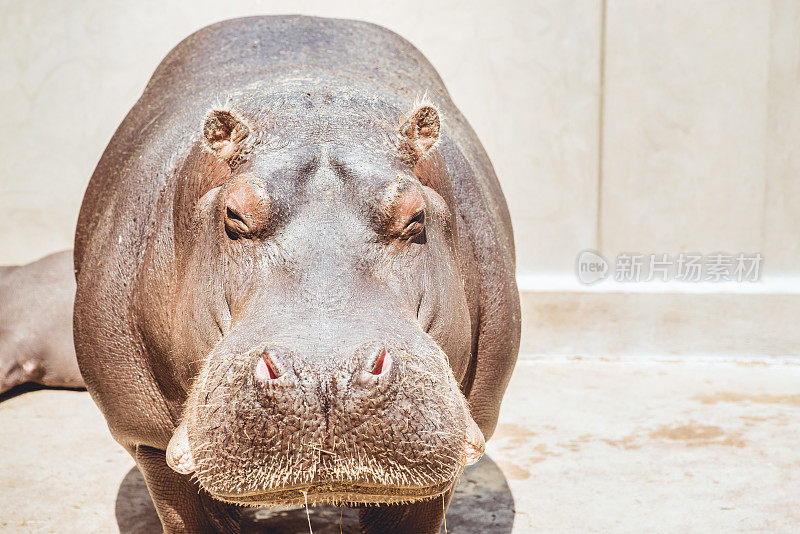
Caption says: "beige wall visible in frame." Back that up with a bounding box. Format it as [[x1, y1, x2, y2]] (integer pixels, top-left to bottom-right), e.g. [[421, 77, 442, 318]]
[[0, 0, 553, 265], [0, 1, 797, 281]]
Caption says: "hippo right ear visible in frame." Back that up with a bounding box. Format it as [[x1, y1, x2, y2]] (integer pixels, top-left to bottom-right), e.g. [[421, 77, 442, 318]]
[[202, 109, 250, 166]]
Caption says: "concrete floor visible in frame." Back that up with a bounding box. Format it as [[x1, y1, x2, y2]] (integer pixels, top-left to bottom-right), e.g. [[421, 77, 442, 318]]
[[1, 358, 799, 533]]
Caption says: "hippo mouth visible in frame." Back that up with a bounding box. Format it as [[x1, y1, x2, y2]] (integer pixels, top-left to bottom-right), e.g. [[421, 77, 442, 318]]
[[167, 413, 485, 506], [207, 478, 457, 507]]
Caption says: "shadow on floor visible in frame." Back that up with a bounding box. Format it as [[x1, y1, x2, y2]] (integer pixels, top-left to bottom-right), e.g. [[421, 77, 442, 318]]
[[0, 382, 85, 403], [116, 455, 514, 533], [115, 465, 163, 533]]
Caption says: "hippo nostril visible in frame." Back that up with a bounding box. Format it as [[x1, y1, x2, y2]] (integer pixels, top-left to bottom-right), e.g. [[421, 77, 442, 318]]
[[369, 348, 392, 376], [255, 351, 282, 382], [354, 347, 393, 386]]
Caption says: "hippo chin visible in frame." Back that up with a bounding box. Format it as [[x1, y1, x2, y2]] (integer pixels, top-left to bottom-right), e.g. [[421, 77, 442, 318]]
[[74, 15, 519, 533]]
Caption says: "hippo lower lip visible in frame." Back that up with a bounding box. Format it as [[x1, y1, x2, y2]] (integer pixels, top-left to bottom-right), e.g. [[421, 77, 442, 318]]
[[168, 422, 458, 506], [209, 479, 457, 507], [165, 411, 485, 505]]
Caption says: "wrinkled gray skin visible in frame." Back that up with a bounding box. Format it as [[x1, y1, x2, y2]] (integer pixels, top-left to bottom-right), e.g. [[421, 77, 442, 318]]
[[74, 16, 519, 533], [0, 250, 82, 395]]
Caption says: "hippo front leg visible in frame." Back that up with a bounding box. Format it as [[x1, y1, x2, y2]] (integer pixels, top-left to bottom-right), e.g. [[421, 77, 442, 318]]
[[358, 490, 453, 534], [132, 445, 241, 533]]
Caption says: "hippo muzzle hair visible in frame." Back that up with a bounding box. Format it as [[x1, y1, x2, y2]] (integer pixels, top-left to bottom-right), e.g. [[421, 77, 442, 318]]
[[73, 15, 519, 533]]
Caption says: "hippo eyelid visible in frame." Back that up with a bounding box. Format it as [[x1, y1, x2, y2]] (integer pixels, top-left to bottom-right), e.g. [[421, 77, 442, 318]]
[[407, 210, 425, 226], [224, 206, 251, 238], [400, 209, 426, 239], [226, 205, 246, 224]]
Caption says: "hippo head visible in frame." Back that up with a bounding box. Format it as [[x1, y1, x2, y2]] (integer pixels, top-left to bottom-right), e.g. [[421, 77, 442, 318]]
[[163, 92, 483, 506]]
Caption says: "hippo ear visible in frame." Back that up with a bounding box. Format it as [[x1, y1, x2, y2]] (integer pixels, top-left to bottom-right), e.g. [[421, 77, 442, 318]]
[[399, 104, 440, 162], [202, 109, 250, 165]]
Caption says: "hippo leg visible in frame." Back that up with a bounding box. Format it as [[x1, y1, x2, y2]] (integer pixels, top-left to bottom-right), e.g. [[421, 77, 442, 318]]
[[133, 445, 241, 533], [358, 489, 453, 534], [0, 363, 21, 395], [0, 367, 25, 396], [0, 341, 39, 395]]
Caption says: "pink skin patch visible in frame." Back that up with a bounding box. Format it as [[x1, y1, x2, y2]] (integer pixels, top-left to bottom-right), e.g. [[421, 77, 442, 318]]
[[464, 417, 486, 466], [166, 419, 196, 475]]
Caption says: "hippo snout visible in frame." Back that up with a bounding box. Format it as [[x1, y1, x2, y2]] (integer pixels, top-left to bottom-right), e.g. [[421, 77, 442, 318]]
[[171, 339, 481, 506]]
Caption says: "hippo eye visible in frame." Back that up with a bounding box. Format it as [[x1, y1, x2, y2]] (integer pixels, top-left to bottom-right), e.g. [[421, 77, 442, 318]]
[[222, 178, 271, 240], [401, 210, 426, 240], [225, 205, 251, 239]]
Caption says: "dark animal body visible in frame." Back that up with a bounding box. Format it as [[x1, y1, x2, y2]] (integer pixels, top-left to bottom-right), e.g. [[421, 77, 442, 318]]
[[0, 250, 82, 395], [74, 16, 519, 533]]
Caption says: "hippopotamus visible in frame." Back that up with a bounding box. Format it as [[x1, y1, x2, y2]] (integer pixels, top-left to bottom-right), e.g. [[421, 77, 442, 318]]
[[74, 15, 519, 533], [0, 250, 82, 395]]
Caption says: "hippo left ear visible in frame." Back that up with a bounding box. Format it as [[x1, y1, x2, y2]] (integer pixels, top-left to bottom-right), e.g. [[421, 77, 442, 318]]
[[202, 109, 250, 166], [399, 104, 440, 162]]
